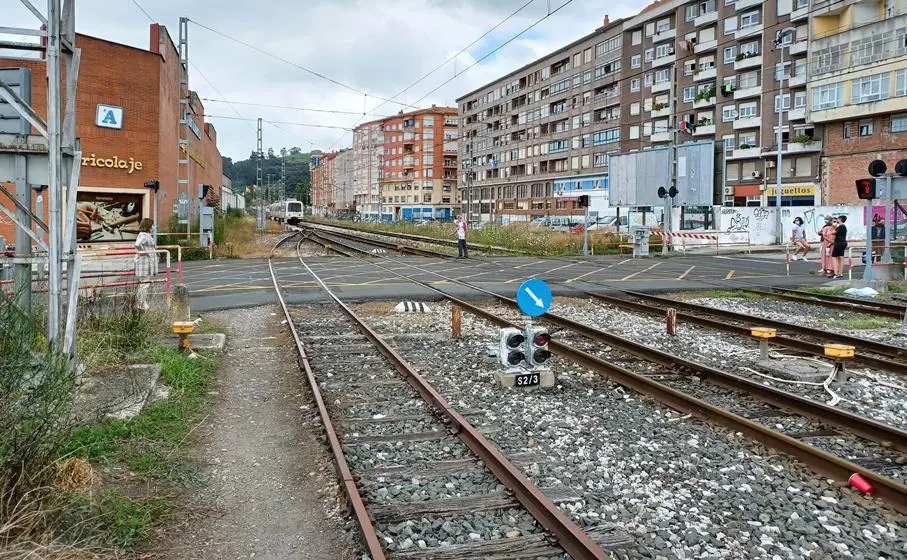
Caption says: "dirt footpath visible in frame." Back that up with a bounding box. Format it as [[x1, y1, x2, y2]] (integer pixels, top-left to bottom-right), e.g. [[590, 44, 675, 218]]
[[149, 306, 359, 559]]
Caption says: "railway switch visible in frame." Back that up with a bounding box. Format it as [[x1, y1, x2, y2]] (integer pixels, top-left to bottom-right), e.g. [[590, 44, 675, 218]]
[[751, 327, 777, 362], [526, 326, 552, 366], [499, 328, 526, 367]]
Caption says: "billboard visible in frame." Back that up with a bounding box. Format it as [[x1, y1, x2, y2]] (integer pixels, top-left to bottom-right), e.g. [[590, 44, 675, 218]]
[[609, 141, 716, 206], [76, 190, 145, 243]]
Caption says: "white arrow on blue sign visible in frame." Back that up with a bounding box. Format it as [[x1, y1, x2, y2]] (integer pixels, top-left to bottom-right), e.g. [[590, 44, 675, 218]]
[[516, 278, 552, 317]]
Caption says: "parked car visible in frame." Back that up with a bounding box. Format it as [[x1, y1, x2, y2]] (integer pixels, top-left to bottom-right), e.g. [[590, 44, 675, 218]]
[[531, 216, 583, 232]]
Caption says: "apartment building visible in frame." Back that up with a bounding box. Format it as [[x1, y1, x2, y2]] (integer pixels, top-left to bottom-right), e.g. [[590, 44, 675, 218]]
[[352, 120, 384, 219], [807, 0, 907, 203], [311, 151, 335, 215], [333, 148, 355, 212], [456, 16, 624, 222], [379, 106, 459, 221], [620, 0, 822, 208]]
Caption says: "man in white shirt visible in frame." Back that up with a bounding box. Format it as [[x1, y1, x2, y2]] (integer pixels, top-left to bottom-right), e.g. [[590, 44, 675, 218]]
[[456, 218, 469, 259]]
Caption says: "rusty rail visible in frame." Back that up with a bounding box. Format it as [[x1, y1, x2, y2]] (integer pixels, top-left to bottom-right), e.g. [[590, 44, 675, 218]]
[[747, 286, 907, 318], [275, 232, 609, 560]]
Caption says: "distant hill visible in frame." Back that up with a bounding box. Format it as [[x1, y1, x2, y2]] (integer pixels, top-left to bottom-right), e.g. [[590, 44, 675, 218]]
[[223, 147, 311, 204]]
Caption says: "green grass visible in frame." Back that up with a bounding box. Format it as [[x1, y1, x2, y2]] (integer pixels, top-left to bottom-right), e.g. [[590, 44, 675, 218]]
[[57, 489, 171, 551], [798, 286, 849, 296], [830, 317, 894, 330], [696, 289, 764, 300]]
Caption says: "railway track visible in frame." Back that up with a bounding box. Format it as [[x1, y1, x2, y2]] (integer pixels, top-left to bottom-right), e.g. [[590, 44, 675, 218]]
[[741, 286, 907, 319], [279, 243, 907, 515], [586, 290, 907, 378], [268, 232, 625, 559]]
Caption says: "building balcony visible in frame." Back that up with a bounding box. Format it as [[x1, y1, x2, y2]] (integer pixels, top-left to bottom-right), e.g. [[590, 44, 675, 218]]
[[693, 123, 716, 136], [789, 40, 807, 55], [735, 24, 764, 41], [694, 11, 718, 27], [694, 67, 717, 81], [733, 116, 762, 130], [652, 80, 671, 93], [762, 140, 823, 156], [734, 54, 762, 71], [728, 146, 762, 159], [788, 107, 807, 120], [653, 27, 676, 40], [696, 38, 718, 52], [651, 130, 671, 142], [651, 54, 676, 68], [694, 95, 716, 108], [733, 85, 761, 100], [736, 0, 763, 10], [788, 74, 806, 87], [791, 3, 810, 21], [651, 105, 671, 117]]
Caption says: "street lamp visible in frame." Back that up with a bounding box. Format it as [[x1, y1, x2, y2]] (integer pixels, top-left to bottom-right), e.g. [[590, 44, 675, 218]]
[[774, 26, 797, 246]]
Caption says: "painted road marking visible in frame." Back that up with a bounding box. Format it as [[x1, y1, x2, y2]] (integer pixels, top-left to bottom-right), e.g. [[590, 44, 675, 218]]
[[513, 260, 547, 269], [725, 270, 736, 279], [505, 261, 578, 283], [621, 262, 662, 281], [677, 265, 695, 280], [565, 259, 632, 283]]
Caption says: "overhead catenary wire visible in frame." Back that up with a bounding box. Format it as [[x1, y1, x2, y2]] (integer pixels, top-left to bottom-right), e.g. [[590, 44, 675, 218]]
[[201, 98, 392, 118], [204, 115, 354, 131]]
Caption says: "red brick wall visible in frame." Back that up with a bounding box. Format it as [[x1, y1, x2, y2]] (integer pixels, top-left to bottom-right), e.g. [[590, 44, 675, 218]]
[[823, 114, 907, 204]]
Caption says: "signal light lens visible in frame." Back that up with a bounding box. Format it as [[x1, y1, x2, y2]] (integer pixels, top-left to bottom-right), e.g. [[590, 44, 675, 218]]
[[533, 333, 551, 346], [507, 351, 525, 365], [533, 349, 552, 363], [506, 334, 525, 348]]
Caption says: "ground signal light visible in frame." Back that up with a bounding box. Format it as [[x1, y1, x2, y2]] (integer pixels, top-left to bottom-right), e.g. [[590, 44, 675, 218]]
[[499, 328, 526, 367], [525, 326, 552, 366]]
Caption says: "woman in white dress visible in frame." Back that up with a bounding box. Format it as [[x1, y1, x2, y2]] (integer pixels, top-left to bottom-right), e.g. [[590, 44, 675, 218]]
[[134, 218, 157, 311]]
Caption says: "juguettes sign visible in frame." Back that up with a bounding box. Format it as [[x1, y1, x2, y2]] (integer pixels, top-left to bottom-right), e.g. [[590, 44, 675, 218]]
[[81, 154, 143, 174]]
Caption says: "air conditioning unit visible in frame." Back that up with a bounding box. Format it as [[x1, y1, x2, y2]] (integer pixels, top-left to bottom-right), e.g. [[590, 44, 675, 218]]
[[752, 171, 762, 179], [766, 160, 775, 168], [724, 187, 734, 195]]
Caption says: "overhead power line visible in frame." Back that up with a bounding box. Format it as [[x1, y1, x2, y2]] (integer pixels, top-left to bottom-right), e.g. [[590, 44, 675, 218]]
[[205, 115, 354, 130], [201, 98, 391, 118]]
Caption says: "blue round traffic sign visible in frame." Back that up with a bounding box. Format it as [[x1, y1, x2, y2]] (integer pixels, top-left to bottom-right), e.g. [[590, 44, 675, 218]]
[[516, 278, 552, 317]]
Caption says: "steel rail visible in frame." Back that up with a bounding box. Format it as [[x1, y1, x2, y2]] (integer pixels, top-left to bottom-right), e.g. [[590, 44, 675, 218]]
[[741, 286, 906, 319], [312, 254, 907, 513], [286, 235, 609, 560], [305, 230, 368, 257], [304, 225, 452, 259], [614, 290, 907, 369], [587, 291, 907, 377], [267, 232, 386, 559]]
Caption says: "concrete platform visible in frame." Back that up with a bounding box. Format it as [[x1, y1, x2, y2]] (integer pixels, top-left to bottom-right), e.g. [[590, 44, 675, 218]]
[[160, 333, 227, 352], [179, 252, 838, 311], [75, 363, 163, 422]]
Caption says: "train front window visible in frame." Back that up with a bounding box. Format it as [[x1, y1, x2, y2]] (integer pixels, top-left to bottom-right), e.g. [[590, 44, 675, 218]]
[[288, 202, 302, 212]]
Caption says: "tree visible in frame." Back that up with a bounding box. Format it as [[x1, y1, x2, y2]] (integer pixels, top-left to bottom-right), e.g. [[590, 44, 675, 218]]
[[289, 147, 302, 155], [280, 147, 288, 158], [267, 147, 276, 159], [295, 179, 311, 205]]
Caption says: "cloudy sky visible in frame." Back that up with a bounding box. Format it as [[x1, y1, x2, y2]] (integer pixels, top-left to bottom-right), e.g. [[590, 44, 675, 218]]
[[5, 0, 646, 160]]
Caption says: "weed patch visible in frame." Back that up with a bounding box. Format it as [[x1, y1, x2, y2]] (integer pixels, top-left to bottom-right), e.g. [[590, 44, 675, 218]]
[[830, 317, 894, 330], [696, 289, 764, 300], [799, 286, 849, 296]]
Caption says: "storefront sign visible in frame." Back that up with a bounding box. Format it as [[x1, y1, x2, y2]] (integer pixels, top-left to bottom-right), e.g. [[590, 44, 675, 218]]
[[96, 104, 123, 129], [765, 185, 815, 197], [180, 145, 206, 168], [81, 154, 143, 174], [75, 191, 144, 242], [187, 117, 201, 139]]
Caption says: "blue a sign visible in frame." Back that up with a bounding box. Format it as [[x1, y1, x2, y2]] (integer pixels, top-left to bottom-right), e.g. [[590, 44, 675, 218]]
[[516, 278, 552, 317], [96, 104, 123, 129]]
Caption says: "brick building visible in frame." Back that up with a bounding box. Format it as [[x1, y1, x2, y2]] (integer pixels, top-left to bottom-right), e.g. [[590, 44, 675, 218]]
[[0, 24, 222, 244]]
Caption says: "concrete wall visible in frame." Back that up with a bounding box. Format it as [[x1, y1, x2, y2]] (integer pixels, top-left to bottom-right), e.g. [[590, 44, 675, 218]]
[[717, 205, 875, 246]]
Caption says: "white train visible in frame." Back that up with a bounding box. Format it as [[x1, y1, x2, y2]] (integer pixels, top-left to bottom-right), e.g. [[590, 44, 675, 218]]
[[266, 199, 305, 225]]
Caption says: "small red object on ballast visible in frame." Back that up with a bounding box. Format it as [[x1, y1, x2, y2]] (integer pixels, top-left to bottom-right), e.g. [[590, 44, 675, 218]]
[[848, 473, 875, 495]]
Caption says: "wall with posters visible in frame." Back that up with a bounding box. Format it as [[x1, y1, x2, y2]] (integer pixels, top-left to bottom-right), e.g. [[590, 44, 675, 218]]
[[75, 188, 149, 243]]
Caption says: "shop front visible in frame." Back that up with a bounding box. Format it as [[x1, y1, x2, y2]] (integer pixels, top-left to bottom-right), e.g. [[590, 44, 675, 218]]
[[731, 183, 818, 207]]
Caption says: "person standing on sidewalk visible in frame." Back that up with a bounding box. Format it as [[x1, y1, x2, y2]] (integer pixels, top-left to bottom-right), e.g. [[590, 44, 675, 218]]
[[831, 215, 848, 279], [819, 215, 836, 276], [455, 217, 469, 259], [134, 218, 157, 311], [790, 217, 811, 261]]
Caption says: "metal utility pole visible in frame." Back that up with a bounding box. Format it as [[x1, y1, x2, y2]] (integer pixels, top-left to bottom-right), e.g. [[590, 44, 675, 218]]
[[465, 137, 474, 223], [280, 155, 287, 201], [774, 27, 796, 245], [664, 63, 678, 256], [0, 0, 81, 350], [178, 17, 190, 236], [256, 117, 264, 229]]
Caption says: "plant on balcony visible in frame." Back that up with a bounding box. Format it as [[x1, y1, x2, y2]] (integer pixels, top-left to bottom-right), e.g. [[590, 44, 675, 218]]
[[738, 143, 752, 149], [694, 86, 716, 102], [791, 134, 815, 145], [653, 102, 668, 110], [697, 117, 713, 126], [735, 51, 756, 61]]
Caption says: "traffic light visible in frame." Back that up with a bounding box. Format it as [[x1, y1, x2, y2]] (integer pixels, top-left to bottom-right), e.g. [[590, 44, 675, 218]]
[[856, 178, 877, 200], [499, 328, 526, 367], [525, 326, 551, 366], [578, 195, 590, 207]]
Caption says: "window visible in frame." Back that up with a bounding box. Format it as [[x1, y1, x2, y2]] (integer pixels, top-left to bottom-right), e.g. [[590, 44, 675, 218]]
[[683, 86, 696, 102], [574, 53, 582, 68], [656, 43, 672, 58], [643, 122, 652, 136], [859, 119, 873, 136], [843, 121, 852, 139], [851, 36, 884, 67], [592, 128, 620, 145], [645, 22, 655, 37], [684, 60, 696, 75], [630, 102, 641, 115], [727, 162, 739, 180], [584, 48, 592, 63], [549, 140, 568, 153], [595, 36, 620, 57], [630, 126, 640, 139], [573, 75, 581, 89], [852, 73, 890, 104], [794, 91, 807, 108], [775, 62, 790, 82], [594, 153, 608, 167], [813, 82, 844, 109], [794, 0, 808, 7], [630, 78, 641, 91], [722, 105, 736, 122], [423, 116, 434, 127], [645, 48, 654, 62], [656, 19, 671, 33], [739, 133, 757, 146], [644, 72, 654, 87], [738, 102, 757, 118], [813, 46, 841, 75], [723, 46, 737, 64], [896, 69, 906, 96], [572, 136, 580, 149], [423, 128, 435, 139], [740, 41, 759, 56], [655, 69, 670, 83], [795, 157, 812, 177], [774, 93, 790, 113], [632, 30, 642, 45], [582, 134, 591, 147], [739, 71, 758, 89], [631, 54, 641, 68], [701, 0, 716, 13], [891, 114, 907, 133], [740, 11, 760, 28], [723, 136, 735, 150], [583, 70, 592, 84], [741, 161, 757, 177], [423, 154, 434, 164], [724, 17, 737, 35], [686, 5, 698, 20]]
